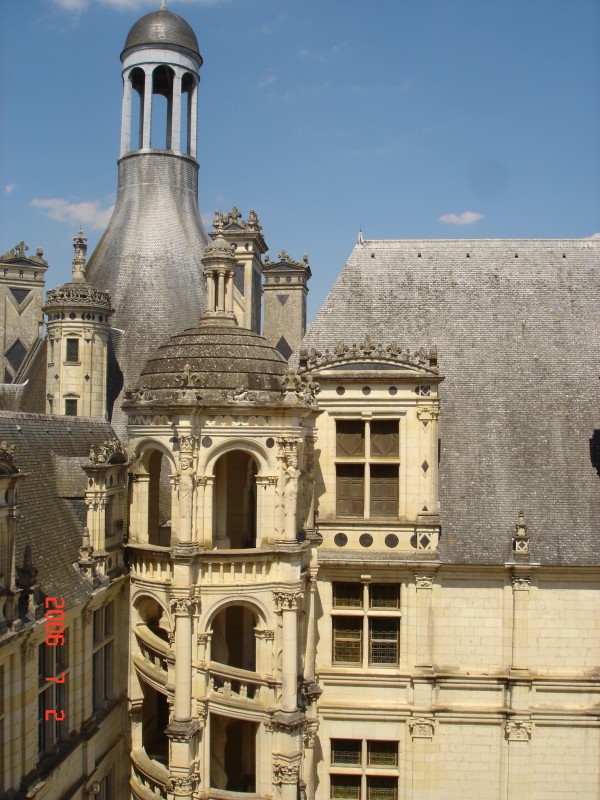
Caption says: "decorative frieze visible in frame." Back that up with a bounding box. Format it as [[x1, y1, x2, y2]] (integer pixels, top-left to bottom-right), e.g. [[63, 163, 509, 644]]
[[170, 598, 196, 615], [505, 720, 532, 741], [409, 717, 435, 739], [205, 414, 271, 427], [298, 337, 439, 373]]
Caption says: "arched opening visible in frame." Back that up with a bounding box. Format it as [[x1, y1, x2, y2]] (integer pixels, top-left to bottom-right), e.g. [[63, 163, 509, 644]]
[[211, 605, 257, 672], [147, 449, 172, 546], [181, 72, 194, 154], [214, 450, 258, 549], [210, 714, 257, 792], [130, 67, 144, 150], [151, 65, 175, 149], [141, 681, 169, 766], [135, 595, 170, 644]]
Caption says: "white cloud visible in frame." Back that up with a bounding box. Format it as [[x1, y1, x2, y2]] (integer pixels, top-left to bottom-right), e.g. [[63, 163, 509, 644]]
[[31, 198, 114, 230], [439, 210, 484, 225], [4, 184, 15, 195], [52, 0, 89, 9], [589, 232, 600, 239], [257, 72, 277, 89]]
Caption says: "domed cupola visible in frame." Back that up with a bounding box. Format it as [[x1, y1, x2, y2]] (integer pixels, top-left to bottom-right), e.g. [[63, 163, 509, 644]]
[[85, 0, 208, 434]]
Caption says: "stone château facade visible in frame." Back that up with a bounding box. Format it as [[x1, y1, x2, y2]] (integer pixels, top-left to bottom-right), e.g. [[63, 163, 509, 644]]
[[0, 4, 598, 800]]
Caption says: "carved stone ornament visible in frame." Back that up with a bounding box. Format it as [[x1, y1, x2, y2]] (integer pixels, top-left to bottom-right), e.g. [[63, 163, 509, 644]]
[[128, 413, 172, 426], [416, 405, 440, 422], [297, 338, 439, 374], [197, 632, 210, 645], [409, 718, 435, 739], [302, 679, 323, 703], [303, 721, 319, 748], [415, 575, 434, 589], [505, 720, 532, 741], [174, 364, 201, 390], [273, 761, 300, 785], [165, 719, 202, 743], [268, 710, 306, 732], [45, 284, 111, 311], [273, 590, 303, 610], [170, 598, 196, 615], [255, 628, 275, 640], [277, 436, 301, 469], [205, 414, 271, 427], [0, 441, 19, 472], [88, 437, 126, 466], [169, 774, 199, 794], [281, 368, 320, 407], [512, 576, 531, 591]]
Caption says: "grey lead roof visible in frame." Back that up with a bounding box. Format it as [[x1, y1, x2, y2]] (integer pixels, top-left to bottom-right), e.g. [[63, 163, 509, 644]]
[[0, 412, 116, 609], [302, 239, 600, 567], [123, 8, 201, 59]]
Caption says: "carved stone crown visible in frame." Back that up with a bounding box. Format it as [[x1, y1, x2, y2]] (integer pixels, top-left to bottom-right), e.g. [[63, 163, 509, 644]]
[[202, 235, 235, 262], [45, 283, 112, 311], [88, 438, 127, 466], [298, 337, 439, 373]]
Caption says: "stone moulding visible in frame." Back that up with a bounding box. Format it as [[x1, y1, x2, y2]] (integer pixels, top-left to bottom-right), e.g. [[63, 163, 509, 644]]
[[298, 337, 439, 374], [44, 284, 112, 310]]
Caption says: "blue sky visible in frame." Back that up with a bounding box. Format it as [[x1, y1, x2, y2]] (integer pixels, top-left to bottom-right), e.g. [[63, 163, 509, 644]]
[[1, 0, 599, 320]]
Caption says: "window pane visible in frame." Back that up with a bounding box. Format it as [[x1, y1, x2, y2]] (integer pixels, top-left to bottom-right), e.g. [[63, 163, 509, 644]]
[[65, 338, 79, 362], [370, 421, 398, 457], [331, 775, 361, 799], [336, 420, 365, 457], [367, 777, 397, 800], [331, 739, 361, 765], [336, 464, 364, 517], [367, 741, 398, 767], [93, 609, 104, 644], [370, 465, 398, 518], [65, 398, 78, 416], [370, 585, 399, 609], [333, 618, 362, 664], [333, 583, 363, 608], [104, 602, 114, 636], [369, 619, 399, 665]]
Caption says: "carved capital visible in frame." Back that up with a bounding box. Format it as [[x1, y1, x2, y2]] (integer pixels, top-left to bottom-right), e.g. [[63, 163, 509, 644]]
[[409, 717, 435, 739], [512, 576, 531, 591], [197, 632, 210, 645], [273, 590, 303, 611], [303, 720, 319, 748], [255, 628, 275, 641], [169, 774, 200, 795], [505, 720, 532, 741], [165, 719, 202, 743], [171, 597, 196, 615], [415, 575, 434, 589], [273, 761, 300, 785]]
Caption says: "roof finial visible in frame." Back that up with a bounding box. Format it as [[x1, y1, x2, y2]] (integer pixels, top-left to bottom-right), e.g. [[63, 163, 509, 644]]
[[160, 0, 167, 9], [72, 228, 88, 284], [357, 225, 364, 245]]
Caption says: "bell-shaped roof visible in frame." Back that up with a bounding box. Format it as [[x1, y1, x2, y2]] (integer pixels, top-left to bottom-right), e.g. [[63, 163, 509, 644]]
[[123, 7, 201, 59]]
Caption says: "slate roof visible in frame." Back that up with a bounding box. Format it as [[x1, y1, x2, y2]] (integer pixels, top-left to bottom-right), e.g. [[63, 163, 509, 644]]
[[86, 153, 208, 436], [0, 412, 116, 609], [123, 8, 201, 60], [302, 239, 600, 567]]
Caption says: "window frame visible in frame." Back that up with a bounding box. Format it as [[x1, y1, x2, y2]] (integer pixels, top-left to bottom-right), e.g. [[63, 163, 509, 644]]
[[331, 582, 401, 668], [92, 602, 116, 712], [330, 739, 399, 800], [335, 418, 400, 520]]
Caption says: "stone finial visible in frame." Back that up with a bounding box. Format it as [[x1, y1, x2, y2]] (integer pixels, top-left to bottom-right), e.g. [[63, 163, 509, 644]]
[[512, 509, 530, 556], [71, 229, 88, 284], [14, 241, 28, 258]]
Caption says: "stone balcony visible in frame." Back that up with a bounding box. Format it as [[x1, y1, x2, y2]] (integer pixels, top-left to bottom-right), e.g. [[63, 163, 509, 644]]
[[131, 748, 169, 800], [133, 624, 170, 690], [207, 661, 276, 713]]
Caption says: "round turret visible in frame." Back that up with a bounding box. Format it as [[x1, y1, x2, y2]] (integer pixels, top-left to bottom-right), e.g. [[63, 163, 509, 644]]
[[122, 7, 201, 61]]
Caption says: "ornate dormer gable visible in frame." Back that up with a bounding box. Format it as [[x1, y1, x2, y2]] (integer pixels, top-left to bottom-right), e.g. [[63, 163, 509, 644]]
[[305, 335, 443, 557], [263, 250, 312, 280], [1, 241, 48, 269], [298, 337, 438, 376]]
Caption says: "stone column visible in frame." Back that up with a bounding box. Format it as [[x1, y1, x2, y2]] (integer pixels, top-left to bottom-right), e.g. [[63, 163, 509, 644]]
[[130, 473, 149, 543], [278, 437, 301, 541], [414, 574, 434, 668], [177, 435, 197, 544], [274, 590, 302, 712], [189, 79, 198, 159], [130, 699, 143, 750], [505, 720, 532, 800], [120, 69, 132, 157], [170, 72, 182, 152], [409, 717, 435, 800], [202, 476, 214, 547], [142, 68, 153, 148], [172, 598, 194, 722], [217, 269, 226, 311], [511, 574, 530, 673], [274, 761, 301, 800]]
